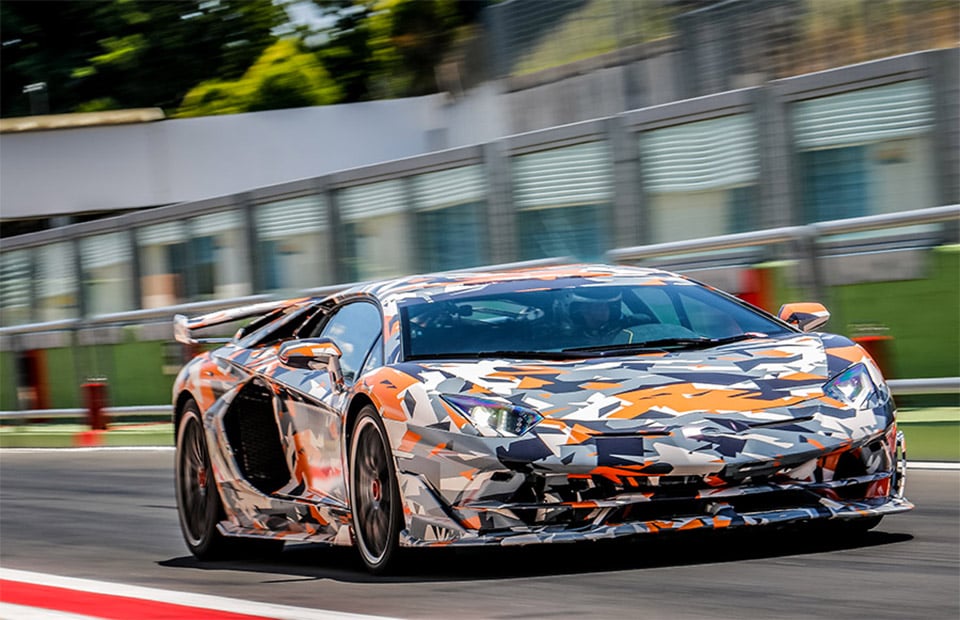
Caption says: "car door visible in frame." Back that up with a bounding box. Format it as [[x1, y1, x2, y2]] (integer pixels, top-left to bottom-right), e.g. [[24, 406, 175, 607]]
[[267, 300, 384, 507]]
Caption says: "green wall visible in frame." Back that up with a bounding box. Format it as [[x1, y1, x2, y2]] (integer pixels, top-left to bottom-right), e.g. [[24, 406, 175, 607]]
[[768, 245, 959, 380], [108, 340, 176, 406], [0, 351, 18, 410], [45, 347, 80, 408], [3, 338, 176, 411], [828, 246, 959, 379]]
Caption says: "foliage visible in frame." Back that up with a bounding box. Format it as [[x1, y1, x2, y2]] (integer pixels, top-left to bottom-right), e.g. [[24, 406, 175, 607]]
[[312, 0, 484, 101], [310, 1, 378, 102], [176, 39, 342, 117], [367, 0, 463, 97], [1, 0, 284, 117], [1, 0, 486, 118]]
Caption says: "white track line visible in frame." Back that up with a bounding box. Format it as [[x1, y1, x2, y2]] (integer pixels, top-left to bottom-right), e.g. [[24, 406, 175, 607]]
[[0, 603, 101, 620], [908, 461, 960, 470], [0, 569, 399, 620]]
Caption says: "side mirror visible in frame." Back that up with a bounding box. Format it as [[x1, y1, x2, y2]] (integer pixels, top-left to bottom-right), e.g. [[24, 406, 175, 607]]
[[778, 302, 830, 332], [278, 338, 345, 391]]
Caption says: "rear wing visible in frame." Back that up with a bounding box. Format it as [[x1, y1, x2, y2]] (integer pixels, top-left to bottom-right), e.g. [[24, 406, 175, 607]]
[[173, 299, 306, 345]]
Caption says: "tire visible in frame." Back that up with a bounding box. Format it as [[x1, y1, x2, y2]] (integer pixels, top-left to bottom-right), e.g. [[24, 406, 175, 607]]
[[175, 399, 282, 560], [349, 406, 403, 574]]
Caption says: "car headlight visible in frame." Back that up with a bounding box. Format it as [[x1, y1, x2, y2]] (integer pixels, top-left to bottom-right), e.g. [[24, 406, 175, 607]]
[[441, 394, 543, 438], [823, 362, 884, 410]]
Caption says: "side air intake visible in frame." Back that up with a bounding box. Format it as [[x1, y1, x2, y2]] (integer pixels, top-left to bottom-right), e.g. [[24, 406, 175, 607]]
[[223, 380, 289, 495]]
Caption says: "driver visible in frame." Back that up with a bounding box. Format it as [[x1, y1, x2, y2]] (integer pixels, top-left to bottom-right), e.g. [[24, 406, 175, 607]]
[[562, 287, 635, 344]]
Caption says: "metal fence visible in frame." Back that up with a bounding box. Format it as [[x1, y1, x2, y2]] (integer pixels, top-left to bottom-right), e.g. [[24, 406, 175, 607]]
[[484, 0, 960, 93]]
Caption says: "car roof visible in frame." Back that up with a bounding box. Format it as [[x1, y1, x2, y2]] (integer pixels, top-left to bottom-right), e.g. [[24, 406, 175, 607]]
[[337, 263, 694, 309]]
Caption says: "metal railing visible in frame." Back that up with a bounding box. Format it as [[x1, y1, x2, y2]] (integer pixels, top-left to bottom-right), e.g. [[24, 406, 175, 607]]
[[0, 405, 172, 422], [1, 378, 955, 423], [0, 208, 956, 420], [0, 257, 573, 338], [607, 204, 959, 301], [888, 378, 960, 397], [607, 204, 960, 263]]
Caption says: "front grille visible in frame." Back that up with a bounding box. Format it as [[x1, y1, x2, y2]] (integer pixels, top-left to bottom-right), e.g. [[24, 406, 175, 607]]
[[608, 490, 821, 525]]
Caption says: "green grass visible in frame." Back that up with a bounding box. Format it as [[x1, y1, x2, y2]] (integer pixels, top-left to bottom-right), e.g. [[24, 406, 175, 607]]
[[898, 408, 960, 461], [0, 422, 173, 449], [900, 422, 960, 462]]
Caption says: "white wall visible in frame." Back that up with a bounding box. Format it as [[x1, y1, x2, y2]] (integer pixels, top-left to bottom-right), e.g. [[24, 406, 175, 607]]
[[0, 97, 444, 219]]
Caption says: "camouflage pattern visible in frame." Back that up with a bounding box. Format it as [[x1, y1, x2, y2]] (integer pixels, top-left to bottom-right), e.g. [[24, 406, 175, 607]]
[[777, 302, 831, 332], [173, 264, 912, 549]]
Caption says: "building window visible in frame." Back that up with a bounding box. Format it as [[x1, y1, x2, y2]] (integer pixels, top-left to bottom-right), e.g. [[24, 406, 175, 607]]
[[794, 80, 935, 223], [0, 250, 32, 326], [513, 141, 613, 261], [255, 196, 330, 292], [137, 221, 189, 309], [188, 211, 250, 300], [338, 180, 411, 282], [411, 166, 486, 271], [80, 232, 135, 315], [641, 114, 759, 243], [36, 242, 78, 322]]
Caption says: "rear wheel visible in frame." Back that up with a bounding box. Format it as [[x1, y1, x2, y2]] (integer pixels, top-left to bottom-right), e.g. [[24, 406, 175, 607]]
[[175, 399, 282, 559], [349, 406, 402, 574]]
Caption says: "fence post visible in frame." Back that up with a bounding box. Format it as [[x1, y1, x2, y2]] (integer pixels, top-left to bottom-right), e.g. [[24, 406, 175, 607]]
[[82, 379, 108, 430]]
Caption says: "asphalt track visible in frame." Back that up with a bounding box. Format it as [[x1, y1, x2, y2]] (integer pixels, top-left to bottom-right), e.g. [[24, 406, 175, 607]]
[[0, 449, 957, 620]]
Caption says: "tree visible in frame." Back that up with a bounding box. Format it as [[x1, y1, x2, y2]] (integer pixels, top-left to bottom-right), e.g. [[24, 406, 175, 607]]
[[368, 0, 462, 97], [176, 38, 342, 117], [311, 1, 378, 102], [1, 2, 117, 116], [1, 0, 285, 117], [310, 0, 485, 101]]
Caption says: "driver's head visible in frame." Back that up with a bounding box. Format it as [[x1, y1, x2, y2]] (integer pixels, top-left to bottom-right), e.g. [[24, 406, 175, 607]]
[[566, 287, 622, 333]]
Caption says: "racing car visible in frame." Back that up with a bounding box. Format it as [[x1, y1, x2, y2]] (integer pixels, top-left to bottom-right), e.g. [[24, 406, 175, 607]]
[[173, 264, 911, 573]]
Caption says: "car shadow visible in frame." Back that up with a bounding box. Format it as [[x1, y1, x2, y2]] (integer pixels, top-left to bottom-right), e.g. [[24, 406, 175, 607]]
[[158, 525, 913, 584]]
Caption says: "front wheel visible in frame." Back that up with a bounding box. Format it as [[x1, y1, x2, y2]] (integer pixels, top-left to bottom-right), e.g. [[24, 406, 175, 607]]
[[349, 406, 403, 574], [175, 399, 281, 560]]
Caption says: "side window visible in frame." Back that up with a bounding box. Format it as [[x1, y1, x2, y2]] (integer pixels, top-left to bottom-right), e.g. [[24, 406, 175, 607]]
[[318, 302, 382, 384], [359, 333, 384, 376]]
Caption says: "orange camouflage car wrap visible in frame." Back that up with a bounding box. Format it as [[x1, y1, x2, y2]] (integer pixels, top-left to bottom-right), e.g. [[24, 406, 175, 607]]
[[172, 264, 911, 567]]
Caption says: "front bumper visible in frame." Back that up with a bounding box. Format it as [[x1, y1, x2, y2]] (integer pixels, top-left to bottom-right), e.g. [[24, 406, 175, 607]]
[[398, 471, 913, 547], [396, 425, 912, 548]]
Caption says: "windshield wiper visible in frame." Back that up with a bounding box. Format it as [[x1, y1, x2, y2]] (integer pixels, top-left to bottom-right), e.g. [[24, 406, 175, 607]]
[[562, 332, 767, 354]]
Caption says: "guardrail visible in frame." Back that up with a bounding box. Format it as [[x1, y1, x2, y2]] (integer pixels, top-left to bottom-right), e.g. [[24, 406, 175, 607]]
[[0, 257, 573, 338], [888, 378, 960, 396], [0, 379, 955, 425], [0, 405, 172, 422], [0, 210, 956, 418], [607, 204, 959, 263]]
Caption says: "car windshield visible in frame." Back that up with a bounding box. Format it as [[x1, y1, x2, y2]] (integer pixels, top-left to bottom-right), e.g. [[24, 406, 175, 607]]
[[400, 281, 792, 360]]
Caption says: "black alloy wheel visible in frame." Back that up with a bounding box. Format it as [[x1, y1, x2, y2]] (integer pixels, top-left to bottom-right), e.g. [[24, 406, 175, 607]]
[[175, 401, 225, 558], [175, 398, 281, 559], [349, 406, 402, 573]]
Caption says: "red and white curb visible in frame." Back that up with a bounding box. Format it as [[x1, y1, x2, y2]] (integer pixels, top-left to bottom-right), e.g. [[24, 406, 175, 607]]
[[0, 569, 398, 620]]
